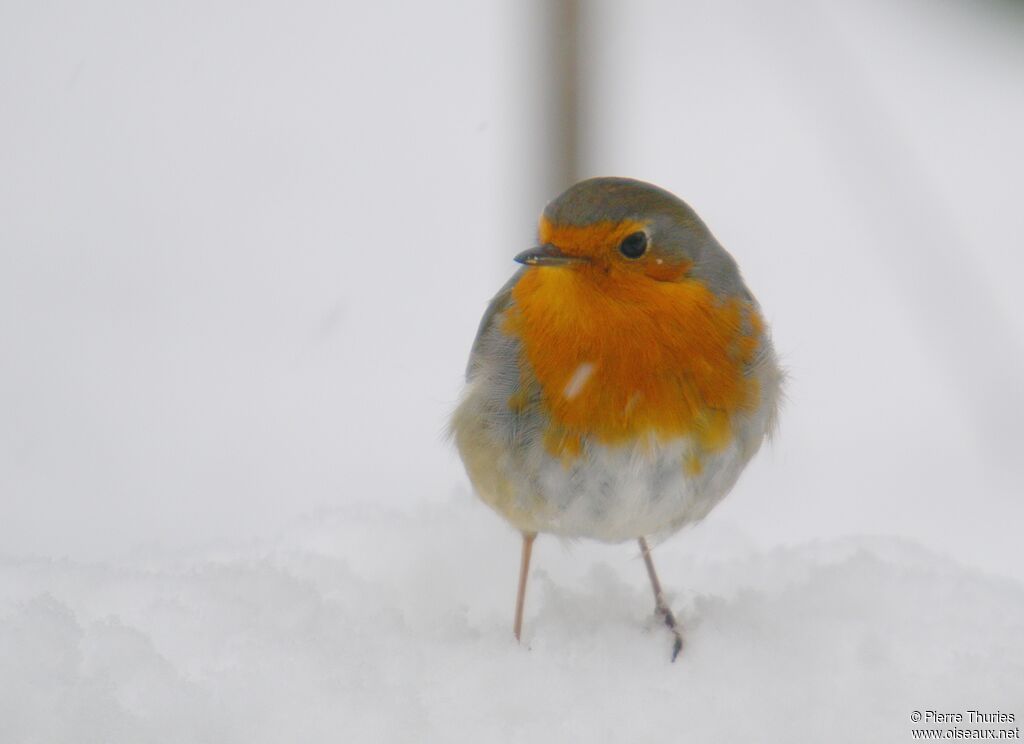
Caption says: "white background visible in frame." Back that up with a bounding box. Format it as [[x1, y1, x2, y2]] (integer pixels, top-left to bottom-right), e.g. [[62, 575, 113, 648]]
[[3, 0, 1022, 574]]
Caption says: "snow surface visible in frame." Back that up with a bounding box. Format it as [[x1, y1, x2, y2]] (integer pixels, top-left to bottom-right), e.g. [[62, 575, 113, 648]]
[[2, 494, 1022, 743]]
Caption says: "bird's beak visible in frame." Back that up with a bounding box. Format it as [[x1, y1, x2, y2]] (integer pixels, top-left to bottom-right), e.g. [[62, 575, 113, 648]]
[[514, 244, 587, 267]]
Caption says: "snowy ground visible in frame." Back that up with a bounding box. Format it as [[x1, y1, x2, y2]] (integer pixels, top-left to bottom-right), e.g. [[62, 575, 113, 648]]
[[2, 493, 1022, 743]]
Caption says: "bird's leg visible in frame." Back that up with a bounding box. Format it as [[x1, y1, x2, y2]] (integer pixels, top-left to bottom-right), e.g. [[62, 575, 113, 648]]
[[638, 536, 683, 661], [513, 532, 537, 643]]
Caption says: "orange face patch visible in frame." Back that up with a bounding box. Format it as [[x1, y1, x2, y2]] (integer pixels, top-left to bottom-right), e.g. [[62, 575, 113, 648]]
[[505, 221, 763, 458], [539, 217, 691, 282]]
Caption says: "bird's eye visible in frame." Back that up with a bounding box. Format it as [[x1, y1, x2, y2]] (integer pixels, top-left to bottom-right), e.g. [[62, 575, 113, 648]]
[[618, 231, 648, 259]]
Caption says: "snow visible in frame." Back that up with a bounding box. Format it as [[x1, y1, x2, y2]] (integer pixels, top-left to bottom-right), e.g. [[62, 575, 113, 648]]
[[2, 495, 1022, 743], [563, 362, 595, 400]]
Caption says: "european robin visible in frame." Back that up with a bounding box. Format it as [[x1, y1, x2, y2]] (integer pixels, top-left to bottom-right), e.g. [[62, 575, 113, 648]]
[[451, 177, 782, 660]]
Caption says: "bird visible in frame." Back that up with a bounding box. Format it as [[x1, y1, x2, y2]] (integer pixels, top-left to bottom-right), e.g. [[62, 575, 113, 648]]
[[450, 177, 782, 660]]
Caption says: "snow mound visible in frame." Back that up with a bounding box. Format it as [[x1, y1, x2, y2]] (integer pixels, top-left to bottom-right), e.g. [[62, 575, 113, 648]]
[[1, 495, 1022, 743]]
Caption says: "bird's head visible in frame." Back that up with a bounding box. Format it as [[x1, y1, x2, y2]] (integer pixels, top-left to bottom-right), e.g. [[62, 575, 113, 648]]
[[515, 177, 742, 296]]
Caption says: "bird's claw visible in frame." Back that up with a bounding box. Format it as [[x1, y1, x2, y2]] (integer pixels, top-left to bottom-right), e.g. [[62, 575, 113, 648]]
[[656, 604, 684, 662]]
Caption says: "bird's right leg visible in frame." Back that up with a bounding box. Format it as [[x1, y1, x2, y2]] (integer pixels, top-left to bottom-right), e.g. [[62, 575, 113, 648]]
[[513, 532, 537, 642]]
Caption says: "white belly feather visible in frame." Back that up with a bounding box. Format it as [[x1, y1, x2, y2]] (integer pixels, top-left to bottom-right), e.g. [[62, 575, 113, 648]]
[[507, 434, 750, 542]]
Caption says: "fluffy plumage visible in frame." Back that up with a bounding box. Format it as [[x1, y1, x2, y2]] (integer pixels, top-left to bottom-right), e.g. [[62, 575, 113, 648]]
[[451, 177, 782, 542]]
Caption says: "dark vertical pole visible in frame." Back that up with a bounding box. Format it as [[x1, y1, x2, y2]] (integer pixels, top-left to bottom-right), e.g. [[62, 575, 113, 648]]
[[504, 0, 584, 269], [543, 0, 582, 195]]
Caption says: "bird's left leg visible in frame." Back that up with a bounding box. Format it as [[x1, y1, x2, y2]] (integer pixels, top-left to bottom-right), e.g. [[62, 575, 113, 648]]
[[638, 536, 683, 661]]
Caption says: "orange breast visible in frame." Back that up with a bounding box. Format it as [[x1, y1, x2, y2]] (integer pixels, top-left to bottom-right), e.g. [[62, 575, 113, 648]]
[[505, 264, 763, 458]]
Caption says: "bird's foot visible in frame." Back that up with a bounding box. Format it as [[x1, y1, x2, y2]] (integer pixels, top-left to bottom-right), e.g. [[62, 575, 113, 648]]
[[656, 603, 684, 662]]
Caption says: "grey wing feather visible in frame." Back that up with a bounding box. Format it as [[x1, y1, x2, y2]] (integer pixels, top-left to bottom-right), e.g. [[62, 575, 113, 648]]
[[465, 268, 525, 380]]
